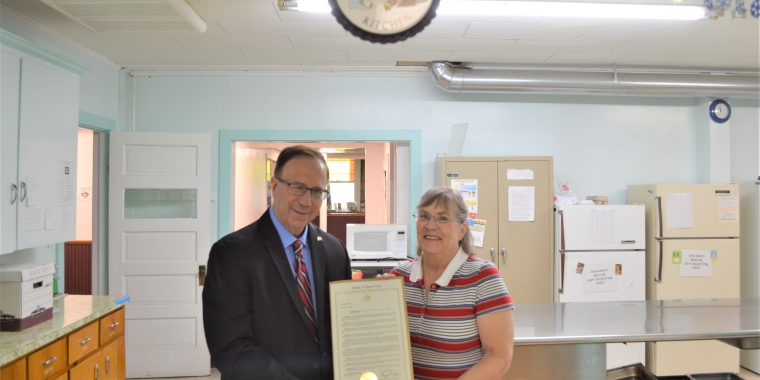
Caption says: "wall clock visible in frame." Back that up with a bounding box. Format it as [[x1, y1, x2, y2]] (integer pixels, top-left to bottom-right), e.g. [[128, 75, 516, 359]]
[[709, 99, 731, 123]]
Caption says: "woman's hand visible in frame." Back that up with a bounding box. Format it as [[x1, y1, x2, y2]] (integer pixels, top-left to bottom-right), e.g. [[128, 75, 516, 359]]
[[375, 273, 396, 279]]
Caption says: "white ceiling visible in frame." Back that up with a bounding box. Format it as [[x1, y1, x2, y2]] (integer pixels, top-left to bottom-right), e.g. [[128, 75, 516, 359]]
[[2, 0, 758, 71]]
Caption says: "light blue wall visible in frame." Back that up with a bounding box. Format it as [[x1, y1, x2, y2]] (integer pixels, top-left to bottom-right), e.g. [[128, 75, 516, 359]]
[[0, 11, 121, 124], [132, 75, 759, 244]]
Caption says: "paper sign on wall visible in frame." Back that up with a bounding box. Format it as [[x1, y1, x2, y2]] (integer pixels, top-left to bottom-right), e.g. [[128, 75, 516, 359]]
[[508, 186, 535, 222], [19, 207, 43, 232], [58, 160, 75, 207], [582, 263, 617, 294], [507, 169, 533, 180], [666, 193, 693, 229], [590, 208, 615, 244], [451, 179, 478, 212], [679, 249, 713, 277], [469, 219, 486, 248], [62, 208, 75, 231]]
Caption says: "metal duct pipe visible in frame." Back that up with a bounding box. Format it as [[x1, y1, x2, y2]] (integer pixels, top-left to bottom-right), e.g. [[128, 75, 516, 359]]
[[428, 62, 760, 98]]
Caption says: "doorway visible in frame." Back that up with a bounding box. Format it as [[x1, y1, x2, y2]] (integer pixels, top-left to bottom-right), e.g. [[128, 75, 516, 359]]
[[218, 130, 422, 254]]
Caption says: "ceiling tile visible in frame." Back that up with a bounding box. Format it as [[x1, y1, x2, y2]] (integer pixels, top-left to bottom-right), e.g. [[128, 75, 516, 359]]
[[448, 51, 553, 63], [220, 20, 346, 36], [536, 17, 665, 27], [402, 37, 515, 51], [509, 40, 625, 53], [414, 21, 472, 38], [688, 27, 759, 45], [348, 50, 450, 61], [544, 52, 650, 65], [661, 17, 760, 30], [244, 49, 348, 62], [465, 23, 594, 40], [434, 14, 541, 24], [578, 24, 714, 42], [639, 54, 760, 70], [290, 37, 400, 50], [613, 41, 759, 57], [187, 0, 279, 21], [174, 36, 293, 50]]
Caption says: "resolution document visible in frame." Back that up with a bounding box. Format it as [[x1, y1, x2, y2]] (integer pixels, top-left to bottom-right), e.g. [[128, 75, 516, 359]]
[[330, 277, 413, 380]]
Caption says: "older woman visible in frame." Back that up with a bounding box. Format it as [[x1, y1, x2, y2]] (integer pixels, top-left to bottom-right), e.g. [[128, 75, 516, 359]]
[[390, 186, 514, 380]]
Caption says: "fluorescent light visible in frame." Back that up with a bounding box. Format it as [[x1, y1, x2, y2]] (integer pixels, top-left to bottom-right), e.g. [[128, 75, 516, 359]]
[[289, 0, 332, 12], [436, 0, 707, 20]]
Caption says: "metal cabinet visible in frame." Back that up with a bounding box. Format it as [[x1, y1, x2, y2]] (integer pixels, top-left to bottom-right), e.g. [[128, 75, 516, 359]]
[[437, 156, 554, 303]]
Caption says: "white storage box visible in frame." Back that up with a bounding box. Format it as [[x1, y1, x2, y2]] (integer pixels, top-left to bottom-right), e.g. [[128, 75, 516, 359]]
[[0, 262, 55, 331]]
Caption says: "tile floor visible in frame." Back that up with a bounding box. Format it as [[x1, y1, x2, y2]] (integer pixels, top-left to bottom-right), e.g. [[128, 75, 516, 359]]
[[135, 367, 760, 379]]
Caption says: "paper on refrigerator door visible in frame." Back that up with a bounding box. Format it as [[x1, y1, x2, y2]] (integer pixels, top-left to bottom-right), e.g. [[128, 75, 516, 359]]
[[679, 249, 712, 277], [451, 179, 478, 212], [508, 186, 534, 222], [469, 219, 486, 248], [666, 193, 693, 229], [590, 208, 615, 244], [582, 263, 617, 294], [718, 197, 739, 222]]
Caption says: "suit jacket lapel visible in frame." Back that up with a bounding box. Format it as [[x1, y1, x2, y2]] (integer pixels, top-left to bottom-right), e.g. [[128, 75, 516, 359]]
[[257, 211, 314, 333], [308, 225, 327, 331]]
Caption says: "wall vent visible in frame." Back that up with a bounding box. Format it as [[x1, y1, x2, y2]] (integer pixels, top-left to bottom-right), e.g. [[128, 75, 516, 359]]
[[38, 0, 207, 33]]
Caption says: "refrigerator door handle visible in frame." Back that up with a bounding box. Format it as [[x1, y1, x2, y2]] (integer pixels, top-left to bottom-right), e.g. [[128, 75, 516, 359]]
[[490, 247, 496, 263], [655, 196, 664, 283]]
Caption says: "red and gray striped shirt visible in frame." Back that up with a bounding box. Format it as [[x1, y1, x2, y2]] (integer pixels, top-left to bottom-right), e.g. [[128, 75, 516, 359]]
[[391, 249, 514, 380]]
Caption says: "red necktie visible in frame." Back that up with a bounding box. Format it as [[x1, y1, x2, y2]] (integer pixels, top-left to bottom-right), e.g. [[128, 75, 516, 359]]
[[293, 240, 318, 341]]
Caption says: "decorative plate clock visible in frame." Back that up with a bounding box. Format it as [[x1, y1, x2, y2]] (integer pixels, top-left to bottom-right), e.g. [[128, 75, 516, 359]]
[[328, 0, 440, 43], [709, 99, 731, 123]]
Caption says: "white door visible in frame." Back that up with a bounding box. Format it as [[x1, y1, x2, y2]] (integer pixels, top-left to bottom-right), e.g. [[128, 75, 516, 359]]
[[109, 132, 210, 378], [655, 184, 740, 238], [560, 205, 645, 251]]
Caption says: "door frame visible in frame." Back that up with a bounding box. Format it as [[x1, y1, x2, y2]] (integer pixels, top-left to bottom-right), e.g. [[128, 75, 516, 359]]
[[218, 129, 422, 251], [77, 111, 116, 295]]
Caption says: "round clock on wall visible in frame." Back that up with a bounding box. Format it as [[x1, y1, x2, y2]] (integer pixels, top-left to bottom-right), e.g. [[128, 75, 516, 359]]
[[709, 99, 731, 123]]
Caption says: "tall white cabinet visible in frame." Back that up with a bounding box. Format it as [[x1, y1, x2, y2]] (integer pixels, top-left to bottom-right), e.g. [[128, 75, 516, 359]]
[[1, 30, 85, 255]]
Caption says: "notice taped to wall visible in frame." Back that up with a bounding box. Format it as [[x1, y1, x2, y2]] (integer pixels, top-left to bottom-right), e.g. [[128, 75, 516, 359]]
[[679, 249, 712, 277], [582, 263, 617, 294], [508, 186, 535, 222]]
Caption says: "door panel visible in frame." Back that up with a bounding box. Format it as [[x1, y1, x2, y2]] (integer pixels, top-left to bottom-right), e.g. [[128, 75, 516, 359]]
[[499, 159, 553, 303], [655, 239, 740, 300], [440, 160, 498, 264], [655, 184, 740, 238], [109, 132, 210, 378], [1, 49, 21, 254]]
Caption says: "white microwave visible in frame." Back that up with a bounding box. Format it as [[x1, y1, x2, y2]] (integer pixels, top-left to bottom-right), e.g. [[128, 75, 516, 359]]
[[346, 224, 407, 260]]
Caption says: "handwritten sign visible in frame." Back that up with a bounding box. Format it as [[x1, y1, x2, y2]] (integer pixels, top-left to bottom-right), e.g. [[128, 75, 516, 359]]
[[582, 263, 617, 294]]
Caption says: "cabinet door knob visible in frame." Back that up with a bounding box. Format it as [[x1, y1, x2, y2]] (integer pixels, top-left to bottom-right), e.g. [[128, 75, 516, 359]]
[[19, 182, 26, 202], [110, 321, 120, 329], [42, 356, 57, 366], [80, 337, 92, 345], [95, 363, 100, 380], [501, 247, 506, 264], [105, 356, 111, 375], [199, 265, 206, 286], [490, 248, 495, 263], [10, 184, 17, 205]]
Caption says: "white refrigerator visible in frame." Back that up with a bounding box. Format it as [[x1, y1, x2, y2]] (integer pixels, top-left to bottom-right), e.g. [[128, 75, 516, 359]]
[[628, 184, 741, 377], [555, 204, 646, 369]]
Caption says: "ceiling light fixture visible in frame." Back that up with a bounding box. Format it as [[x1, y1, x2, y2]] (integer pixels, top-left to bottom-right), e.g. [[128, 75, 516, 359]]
[[281, 0, 710, 20]]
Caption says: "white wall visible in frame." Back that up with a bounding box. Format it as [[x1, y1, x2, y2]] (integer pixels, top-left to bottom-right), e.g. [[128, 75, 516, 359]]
[[76, 128, 93, 240]]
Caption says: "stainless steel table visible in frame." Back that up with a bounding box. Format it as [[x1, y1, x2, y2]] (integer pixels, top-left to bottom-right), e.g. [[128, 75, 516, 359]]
[[508, 297, 760, 379]]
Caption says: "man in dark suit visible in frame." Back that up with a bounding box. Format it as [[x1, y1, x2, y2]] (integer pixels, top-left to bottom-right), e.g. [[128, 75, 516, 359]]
[[203, 145, 352, 379]]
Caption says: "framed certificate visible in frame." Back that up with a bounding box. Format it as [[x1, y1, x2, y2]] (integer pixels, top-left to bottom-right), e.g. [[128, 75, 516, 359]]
[[329, 277, 413, 380]]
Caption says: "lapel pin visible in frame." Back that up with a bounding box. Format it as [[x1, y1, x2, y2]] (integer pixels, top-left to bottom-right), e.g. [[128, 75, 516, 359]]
[[317, 236, 322, 242]]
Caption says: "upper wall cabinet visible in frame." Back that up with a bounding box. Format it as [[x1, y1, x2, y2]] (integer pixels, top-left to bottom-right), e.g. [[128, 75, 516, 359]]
[[1, 30, 87, 254]]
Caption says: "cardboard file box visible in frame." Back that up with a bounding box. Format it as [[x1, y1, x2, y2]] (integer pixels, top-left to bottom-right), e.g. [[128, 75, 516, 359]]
[[0, 263, 55, 331]]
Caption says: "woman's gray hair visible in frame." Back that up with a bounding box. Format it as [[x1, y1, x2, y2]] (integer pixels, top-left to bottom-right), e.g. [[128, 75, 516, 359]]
[[416, 186, 475, 257]]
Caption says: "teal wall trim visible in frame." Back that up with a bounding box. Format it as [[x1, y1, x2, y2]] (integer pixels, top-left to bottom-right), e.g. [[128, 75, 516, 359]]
[[0, 29, 89, 76], [79, 111, 116, 132], [55, 243, 65, 294], [218, 130, 422, 252]]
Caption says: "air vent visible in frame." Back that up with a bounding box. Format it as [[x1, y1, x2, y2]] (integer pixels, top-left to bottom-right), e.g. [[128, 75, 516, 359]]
[[38, 0, 207, 32]]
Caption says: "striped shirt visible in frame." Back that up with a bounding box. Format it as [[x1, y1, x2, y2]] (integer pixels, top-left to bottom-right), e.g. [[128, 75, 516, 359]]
[[391, 248, 514, 380]]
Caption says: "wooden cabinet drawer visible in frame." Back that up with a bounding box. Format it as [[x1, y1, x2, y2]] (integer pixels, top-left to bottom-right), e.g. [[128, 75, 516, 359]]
[[28, 338, 67, 379], [0, 358, 26, 380], [69, 348, 103, 380], [68, 321, 99, 364], [99, 308, 124, 346]]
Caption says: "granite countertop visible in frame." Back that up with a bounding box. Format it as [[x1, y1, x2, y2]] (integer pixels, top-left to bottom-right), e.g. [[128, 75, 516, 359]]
[[0, 294, 130, 367]]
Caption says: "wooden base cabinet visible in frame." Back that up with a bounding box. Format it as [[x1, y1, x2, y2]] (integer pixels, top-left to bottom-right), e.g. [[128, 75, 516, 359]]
[[437, 156, 554, 303], [0, 306, 125, 380]]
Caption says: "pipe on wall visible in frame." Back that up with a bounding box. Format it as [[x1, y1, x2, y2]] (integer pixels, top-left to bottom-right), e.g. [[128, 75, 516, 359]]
[[428, 62, 760, 98]]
